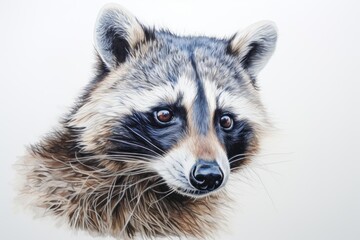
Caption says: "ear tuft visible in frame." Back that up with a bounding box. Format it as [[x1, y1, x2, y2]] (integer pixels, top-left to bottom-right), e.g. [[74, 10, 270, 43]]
[[94, 4, 148, 69], [228, 21, 278, 78]]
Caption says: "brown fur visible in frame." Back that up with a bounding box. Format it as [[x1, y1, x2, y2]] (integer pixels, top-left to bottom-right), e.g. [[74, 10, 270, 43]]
[[19, 128, 232, 239]]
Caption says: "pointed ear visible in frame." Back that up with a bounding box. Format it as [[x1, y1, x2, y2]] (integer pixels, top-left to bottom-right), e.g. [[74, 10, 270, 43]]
[[228, 21, 278, 78], [94, 4, 153, 69]]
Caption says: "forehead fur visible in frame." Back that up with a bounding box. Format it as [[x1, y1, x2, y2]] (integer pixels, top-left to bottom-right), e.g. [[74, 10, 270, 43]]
[[129, 31, 248, 86], [99, 31, 263, 109]]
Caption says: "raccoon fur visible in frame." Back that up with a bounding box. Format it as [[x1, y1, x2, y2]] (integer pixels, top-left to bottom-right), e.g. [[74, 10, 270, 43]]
[[18, 3, 277, 239]]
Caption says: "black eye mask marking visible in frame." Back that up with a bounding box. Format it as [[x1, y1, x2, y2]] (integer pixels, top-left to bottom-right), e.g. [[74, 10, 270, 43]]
[[214, 110, 255, 169], [109, 105, 187, 156]]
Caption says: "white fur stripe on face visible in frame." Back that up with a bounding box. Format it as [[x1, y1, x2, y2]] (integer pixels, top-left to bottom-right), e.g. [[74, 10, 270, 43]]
[[202, 79, 218, 122], [216, 88, 268, 128], [175, 75, 198, 110]]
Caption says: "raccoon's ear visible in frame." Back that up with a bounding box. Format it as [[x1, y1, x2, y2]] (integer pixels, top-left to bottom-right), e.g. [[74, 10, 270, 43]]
[[228, 21, 277, 78], [94, 4, 153, 69]]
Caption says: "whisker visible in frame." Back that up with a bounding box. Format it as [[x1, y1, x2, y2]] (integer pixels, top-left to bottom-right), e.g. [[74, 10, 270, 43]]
[[254, 160, 293, 166], [228, 151, 293, 162], [248, 168, 277, 210], [125, 127, 167, 156], [228, 153, 252, 161], [108, 138, 163, 158], [149, 188, 175, 207]]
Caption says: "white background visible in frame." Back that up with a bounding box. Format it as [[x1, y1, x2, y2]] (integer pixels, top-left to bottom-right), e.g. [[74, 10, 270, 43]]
[[1, 0, 360, 239]]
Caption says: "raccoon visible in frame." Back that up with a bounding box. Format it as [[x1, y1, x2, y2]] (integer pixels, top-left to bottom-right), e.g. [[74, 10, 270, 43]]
[[18, 4, 277, 239]]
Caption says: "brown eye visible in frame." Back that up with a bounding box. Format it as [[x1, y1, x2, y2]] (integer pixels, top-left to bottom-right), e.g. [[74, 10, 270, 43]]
[[155, 109, 173, 123], [220, 115, 233, 130]]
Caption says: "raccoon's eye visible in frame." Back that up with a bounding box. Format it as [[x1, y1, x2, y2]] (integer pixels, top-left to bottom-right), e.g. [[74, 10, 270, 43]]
[[220, 114, 234, 130], [155, 109, 173, 124]]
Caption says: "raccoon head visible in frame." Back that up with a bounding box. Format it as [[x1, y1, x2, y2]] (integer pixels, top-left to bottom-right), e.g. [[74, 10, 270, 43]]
[[21, 3, 277, 238], [79, 4, 277, 198]]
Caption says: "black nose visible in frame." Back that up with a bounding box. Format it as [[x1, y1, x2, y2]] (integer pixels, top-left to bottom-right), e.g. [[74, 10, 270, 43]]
[[189, 160, 224, 191]]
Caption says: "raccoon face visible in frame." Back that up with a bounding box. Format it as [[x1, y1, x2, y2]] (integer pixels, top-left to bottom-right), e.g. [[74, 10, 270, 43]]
[[70, 4, 277, 198]]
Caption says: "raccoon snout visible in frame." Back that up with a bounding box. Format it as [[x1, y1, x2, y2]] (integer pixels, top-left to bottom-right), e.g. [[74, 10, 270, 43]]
[[189, 160, 224, 191]]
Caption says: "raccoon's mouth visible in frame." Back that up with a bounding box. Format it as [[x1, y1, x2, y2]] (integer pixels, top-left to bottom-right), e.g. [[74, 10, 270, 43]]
[[156, 178, 222, 198], [171, 185, 224, 198], [183, 189, 217, 196]]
